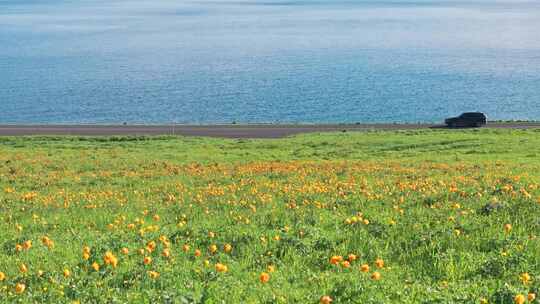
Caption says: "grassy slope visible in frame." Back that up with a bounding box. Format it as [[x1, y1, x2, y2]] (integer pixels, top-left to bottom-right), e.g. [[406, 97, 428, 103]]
[[0, 128, 539, 303]]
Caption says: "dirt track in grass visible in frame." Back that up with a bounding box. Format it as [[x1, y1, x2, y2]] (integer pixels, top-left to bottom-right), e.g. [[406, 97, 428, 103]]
[[0, 122, 538, 138]]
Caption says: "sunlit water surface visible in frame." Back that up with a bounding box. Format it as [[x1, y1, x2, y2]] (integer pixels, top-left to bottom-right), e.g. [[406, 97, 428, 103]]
[[1, 0, 539, 123]]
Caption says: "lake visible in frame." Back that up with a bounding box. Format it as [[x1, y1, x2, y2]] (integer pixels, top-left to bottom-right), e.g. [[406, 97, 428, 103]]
[[1, 0, 539, 123]]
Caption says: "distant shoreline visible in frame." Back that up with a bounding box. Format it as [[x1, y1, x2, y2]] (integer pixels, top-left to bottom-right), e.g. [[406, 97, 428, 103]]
[[0, 122, 539, 138]]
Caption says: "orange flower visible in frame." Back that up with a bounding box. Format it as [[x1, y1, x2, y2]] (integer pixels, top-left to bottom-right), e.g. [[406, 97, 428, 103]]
[[19, 263, 28, 274], [104, 251, 118, 268], [341, 261, 351, 268], [215, 263, 228, 273], [329, 255, 343, 265], [194, 249, 202, 257], [504, 224, 512, 233], [15, 283, 25, 294], [348, 254, 357, 262], [162, 248, 171, 258], [143, 256, 152, 265], [371, 271, 381, 280], [375, 258, 384, 268], [92, 262, 100, 271], [224, 244, 232, 253], [148, 270, 160, 279], [528, 293, 536, 301], [259, 272, 270, 283], [41, 236, 54, 249], [146, 241, 156, 253], [360, 264, 370, 273], [121, 247, 129, 255], [23, 240, 32, 250], [63, 269, 71, 277], [182, 244, 190, 252], [320, 295, 333, 304]]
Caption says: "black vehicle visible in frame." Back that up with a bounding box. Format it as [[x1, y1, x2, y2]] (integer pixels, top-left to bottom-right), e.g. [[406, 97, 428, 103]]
[[445, 112, 487, 128]]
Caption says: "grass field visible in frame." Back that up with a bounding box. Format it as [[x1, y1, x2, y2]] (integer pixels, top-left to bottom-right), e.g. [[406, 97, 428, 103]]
[[1, 128, 540, 303]]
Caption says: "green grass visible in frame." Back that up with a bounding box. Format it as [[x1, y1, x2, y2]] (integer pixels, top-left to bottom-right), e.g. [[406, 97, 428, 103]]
[[0, 128, 539, 303]]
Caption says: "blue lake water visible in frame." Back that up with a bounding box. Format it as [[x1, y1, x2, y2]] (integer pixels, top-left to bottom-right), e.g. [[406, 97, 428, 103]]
[[1, 0, 539, 123]]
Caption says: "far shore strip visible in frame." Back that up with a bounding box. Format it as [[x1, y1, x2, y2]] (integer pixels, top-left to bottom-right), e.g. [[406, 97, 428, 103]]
[[0, 122, 538, 138]]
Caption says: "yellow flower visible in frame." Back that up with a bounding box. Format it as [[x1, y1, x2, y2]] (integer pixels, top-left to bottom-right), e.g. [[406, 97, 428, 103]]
[[259, 272, 270, 283], [148, 270, 160, 279], [15, 283, 26, 294], [83, 252, 90, 260], [519, 272, 531, 284], [514, 294, 525, 304], [480, 298, 488, 304], [209, 244, 218, 254], [224, 244, 232, 253], [504, 224, 512, 233], [0, 272, 5, 281], [215, 263, 228, 273], [63, 269, 71, 277], [267, 265, 276, 273], [528, 293, 536, 301], [91, 262, 100, 271]]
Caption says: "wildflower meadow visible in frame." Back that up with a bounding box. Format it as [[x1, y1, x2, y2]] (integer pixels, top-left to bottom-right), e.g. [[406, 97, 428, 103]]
[[1, 129, 540, 303]]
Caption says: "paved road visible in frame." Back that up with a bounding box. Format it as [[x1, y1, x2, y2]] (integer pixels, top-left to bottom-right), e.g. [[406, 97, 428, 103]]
[[0, 123, 538, 138]]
